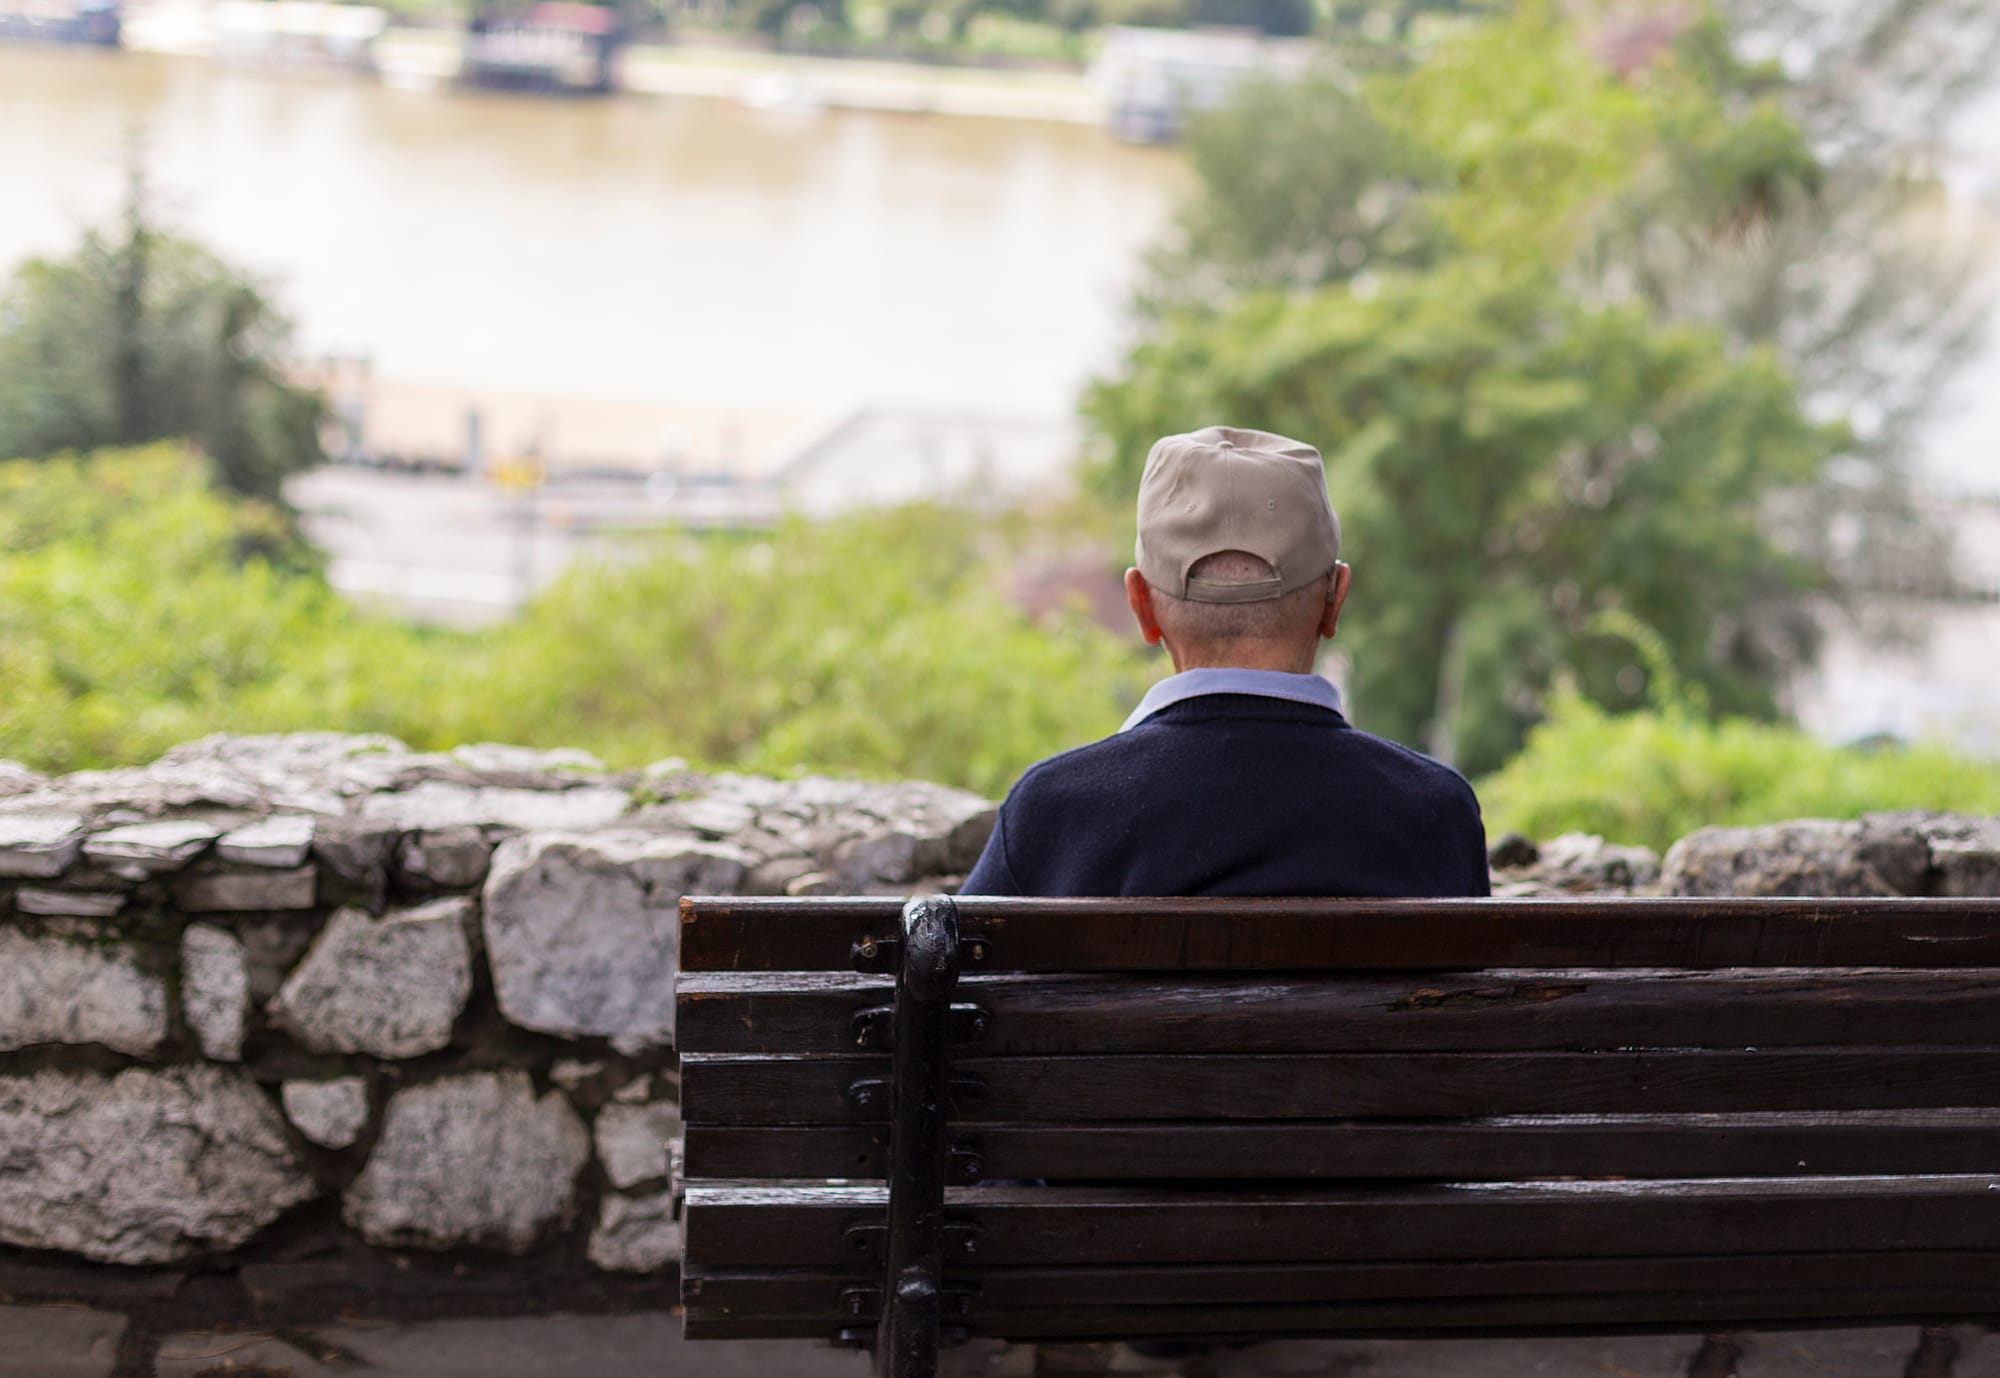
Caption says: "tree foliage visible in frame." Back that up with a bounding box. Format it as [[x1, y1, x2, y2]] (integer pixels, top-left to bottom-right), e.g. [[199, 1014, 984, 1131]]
[[0, 447, 1148, 798], [1717, 0, 2000, 161], [0, 180, 324, 504], [1100, 0, 1993, 770], [1087, 264, 1840, 774], [468, 504, 1149, 794], [1480, 685, 2000, 853]]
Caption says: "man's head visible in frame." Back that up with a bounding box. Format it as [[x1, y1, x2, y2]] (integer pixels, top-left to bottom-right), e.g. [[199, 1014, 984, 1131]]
[[1125, 425, 1351, 673]]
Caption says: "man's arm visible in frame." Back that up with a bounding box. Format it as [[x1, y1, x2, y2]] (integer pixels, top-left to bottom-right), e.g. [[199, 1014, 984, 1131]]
[[1460, 786, 1492, 897], [960, 807, 1022, 896]]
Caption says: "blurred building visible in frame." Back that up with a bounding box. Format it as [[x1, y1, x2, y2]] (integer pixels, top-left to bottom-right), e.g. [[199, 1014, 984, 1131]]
[[0, 0, 120, 46], [212, 0, 384, 70], [462, 1, 620, 95], [1794, 491, 2000, 758], [1088, 26, 1314, 143], [291, 364, 1077, 624]]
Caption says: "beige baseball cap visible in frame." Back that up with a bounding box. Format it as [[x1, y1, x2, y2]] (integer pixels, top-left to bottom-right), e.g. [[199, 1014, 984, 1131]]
[[1134, 425, 1342, 604]]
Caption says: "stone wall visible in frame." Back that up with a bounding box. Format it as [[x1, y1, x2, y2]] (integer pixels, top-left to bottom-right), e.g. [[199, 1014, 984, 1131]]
[[1, 732, 1995, 1334], [0, 733, 994, 1319]]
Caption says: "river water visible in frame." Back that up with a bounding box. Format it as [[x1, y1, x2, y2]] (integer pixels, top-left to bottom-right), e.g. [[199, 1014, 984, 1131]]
[[0, 42, 1185, 418]]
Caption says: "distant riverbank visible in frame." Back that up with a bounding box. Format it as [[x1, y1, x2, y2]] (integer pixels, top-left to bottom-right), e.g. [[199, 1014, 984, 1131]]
[[113, 3, 1105, 124]]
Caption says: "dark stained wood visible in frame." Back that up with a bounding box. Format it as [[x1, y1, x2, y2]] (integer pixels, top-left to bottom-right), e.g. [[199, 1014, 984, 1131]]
[[682, 1251, 2000, 1315], [683, 1110, 2000, 1181], [680, 1177, 2000, 1269], [683, 1288, 2000, 1341], [675, 892, 2000, 1347], [679, 896, 2000, 973], [679, 1048, 2000, 1125], [676, 969, 2000, 1055]]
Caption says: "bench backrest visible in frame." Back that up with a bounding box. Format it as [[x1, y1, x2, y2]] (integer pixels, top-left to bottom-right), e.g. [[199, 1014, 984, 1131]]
[[676, 895, 2000, 1365]]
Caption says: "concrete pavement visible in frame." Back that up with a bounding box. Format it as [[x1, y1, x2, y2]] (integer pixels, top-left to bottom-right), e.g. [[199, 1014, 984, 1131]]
[[7, 1307, 1998, 1378]]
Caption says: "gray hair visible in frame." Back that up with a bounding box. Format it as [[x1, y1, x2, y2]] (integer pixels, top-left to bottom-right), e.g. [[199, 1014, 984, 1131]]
[[1150, 551, 1328, 647]]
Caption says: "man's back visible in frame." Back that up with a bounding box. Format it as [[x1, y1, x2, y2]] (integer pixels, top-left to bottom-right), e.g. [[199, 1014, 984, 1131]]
[[964, 693, 1489, 898]]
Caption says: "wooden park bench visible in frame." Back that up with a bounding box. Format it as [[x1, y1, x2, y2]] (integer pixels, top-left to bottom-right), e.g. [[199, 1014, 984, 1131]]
[[675, 894, 2000, 1376]]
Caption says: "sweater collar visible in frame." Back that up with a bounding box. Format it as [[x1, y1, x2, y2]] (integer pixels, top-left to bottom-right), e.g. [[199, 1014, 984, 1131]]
[[1120, 667, 1345, 732]]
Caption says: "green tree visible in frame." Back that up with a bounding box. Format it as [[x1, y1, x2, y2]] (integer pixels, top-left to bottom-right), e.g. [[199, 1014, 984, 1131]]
[[1718, 0, 2000, 161], [1086, 263, 1842, 774], [0, 177, 324, 503], [1137, 71, 1445, 316], [1102, 0, 1995, 767]]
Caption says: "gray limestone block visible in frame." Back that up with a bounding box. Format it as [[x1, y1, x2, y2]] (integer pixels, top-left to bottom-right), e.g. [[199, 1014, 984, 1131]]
[[342, 1070, 589, 1253], [172, 865, 318, 913], [699, 771, 794, 811], [448, 742, 605, 784], [268, 899, 474, 1059], [361, 782, 632, 833], [0, 928, 168, 1055], [0, 762, 47, 799], [1856, 812, 1938, 895], [0, 1065, 318, 1264], [216, 814, 316, 869], [1528, 832, 1661, 894], [549, 1058, 609, 1092], [593, 1100, 683, 1191], [830, 830, 925, 888], [82, 819, 221, 873], [1924, 816, 2000, 897], [141, 732, 425, 814], [280, 1076, 371, 1150], [0, 814, 85, 879], [1660, 819, 1893, 897], [311, 821, 397, 879], [0, 1302, 127, 1378], [587, 1188, 680, 1273], [482, 834, 747, 1051], [311, 820, 398, 911], [180, 924, 251, 1062], [394, 826, 496, 890], [13, 887, 126, 918], [235, 916, 319, 1006], [653, 797, 756, 839], [744, 853, 822, 895], [945, 806, 1001, 873]]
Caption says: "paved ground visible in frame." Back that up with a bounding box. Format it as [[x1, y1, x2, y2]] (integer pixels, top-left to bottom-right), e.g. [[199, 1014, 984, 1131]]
[[6, 1308, 1998, 1378]]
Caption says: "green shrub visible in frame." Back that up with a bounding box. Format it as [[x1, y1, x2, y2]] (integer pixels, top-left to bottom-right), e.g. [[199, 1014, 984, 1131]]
[[0, 446, 467, 773], [1479, 688, 2000, 854], [470, 504, 1150, 797], [0, 447, 1150, 798]]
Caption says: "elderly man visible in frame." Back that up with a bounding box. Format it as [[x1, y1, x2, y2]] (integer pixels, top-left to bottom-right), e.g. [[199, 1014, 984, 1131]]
[[962, 424, 1489, 898]]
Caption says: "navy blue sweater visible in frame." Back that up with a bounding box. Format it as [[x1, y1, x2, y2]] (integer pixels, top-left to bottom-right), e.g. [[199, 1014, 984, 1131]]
[[961, 694, 1490, 898]]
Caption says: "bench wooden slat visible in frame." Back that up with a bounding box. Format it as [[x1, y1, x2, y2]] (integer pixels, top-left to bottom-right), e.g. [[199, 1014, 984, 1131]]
[[684, 1287, 2000, 1341], [680, 1048, 2000, 1124], [683, 1250, 2000, 1315], [684, 1253, 2000, 1337], [681, 1176, 2000, 1268], [684, 1109, 2000, 1181], [677, 968, 2000, 1054], [679, 896, 2000, 972], [676, 893, 2000, 1360]]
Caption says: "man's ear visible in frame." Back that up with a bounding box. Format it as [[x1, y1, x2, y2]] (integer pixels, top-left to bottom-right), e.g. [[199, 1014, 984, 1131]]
[[1124, 568, 1164, 646], [1318, 562, 1352, 640]]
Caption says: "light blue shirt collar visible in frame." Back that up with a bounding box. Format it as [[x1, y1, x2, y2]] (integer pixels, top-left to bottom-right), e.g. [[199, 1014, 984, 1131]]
[[1119, 667, 1345, 732]]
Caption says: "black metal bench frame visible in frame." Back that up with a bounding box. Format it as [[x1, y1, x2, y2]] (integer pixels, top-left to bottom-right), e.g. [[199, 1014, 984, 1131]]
[[676, 892, 2000, 1378]]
